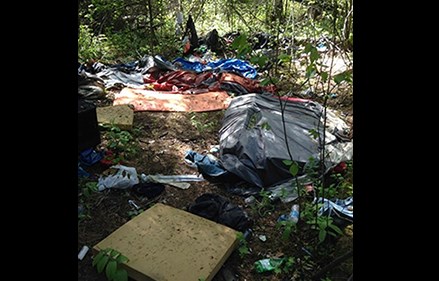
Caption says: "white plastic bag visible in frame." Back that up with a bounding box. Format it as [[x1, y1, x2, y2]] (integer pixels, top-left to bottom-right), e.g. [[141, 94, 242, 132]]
[[98, 165, 139, 191]]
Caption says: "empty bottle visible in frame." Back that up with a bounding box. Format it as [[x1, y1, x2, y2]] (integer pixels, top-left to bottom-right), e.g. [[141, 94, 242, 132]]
[[254, 258, 284, 273], [289, 204, 300, 223]]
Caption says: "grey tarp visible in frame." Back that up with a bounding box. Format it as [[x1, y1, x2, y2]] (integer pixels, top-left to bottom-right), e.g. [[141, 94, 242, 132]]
[[218, 93, 352, 188]]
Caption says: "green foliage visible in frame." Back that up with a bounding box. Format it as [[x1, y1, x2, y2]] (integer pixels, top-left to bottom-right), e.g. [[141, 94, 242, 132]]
[[283, 159, 300, 177], [307, 215, 343, 244], [282, 256, 295, 273], [82, 181, 98, 198], [251, 188, 275, 217], [127, 208, 144, 219], [333, 69, 353, 84], [93, 248, 129, 281], [250, 54, 269, 69], [100, 123, 138, 161], [231, 34, 252, 59], [276, 220, 297, 241], [236, 232, 249, 258], [78, 24, 112, 63], [189, 112, 218, 133]]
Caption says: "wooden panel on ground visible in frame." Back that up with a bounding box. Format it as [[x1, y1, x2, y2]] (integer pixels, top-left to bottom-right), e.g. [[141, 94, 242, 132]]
[[96, 104, 134, 130], [93, 203, 238, 281]]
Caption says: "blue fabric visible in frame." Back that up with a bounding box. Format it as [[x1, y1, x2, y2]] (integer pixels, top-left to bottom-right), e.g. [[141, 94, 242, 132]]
[[316, 197, 353, 220], [78, 163, 90, 178], [173, 58, 206, 73], [79, 148, 104, 167], [185, 150, 228, 177], [172, 58, 258, 79], [207, 59, 257, 79]]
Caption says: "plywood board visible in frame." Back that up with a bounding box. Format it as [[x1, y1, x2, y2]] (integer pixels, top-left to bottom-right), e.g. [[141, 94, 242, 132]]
[[93, 203, 238, 281]]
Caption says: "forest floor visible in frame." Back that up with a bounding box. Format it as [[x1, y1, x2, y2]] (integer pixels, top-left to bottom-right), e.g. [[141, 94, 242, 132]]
[[78, 53, 353, 281]]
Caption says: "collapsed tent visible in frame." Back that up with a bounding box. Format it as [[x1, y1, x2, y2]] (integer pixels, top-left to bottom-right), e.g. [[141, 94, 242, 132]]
[[218, 93, 352, 188]]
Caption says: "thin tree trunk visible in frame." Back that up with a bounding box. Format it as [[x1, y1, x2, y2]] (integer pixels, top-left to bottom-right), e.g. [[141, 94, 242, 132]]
[[146, 0, 158, 53]]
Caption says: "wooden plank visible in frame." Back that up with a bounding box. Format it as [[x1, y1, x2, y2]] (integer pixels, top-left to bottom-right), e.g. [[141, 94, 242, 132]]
[[93, 203, 238, 281]]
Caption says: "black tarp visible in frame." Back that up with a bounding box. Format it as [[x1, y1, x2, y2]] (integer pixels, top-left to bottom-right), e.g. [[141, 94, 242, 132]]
[[218, 93, 352, 188]]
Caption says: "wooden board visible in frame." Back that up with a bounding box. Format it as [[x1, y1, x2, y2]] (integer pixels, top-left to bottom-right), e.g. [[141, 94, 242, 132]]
[[93, 203, 238, 281]]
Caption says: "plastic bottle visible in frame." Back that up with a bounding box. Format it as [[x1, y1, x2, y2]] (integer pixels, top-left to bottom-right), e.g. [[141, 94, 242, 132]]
[[289, 204, 300, 223], [254, 258, 284, 273]]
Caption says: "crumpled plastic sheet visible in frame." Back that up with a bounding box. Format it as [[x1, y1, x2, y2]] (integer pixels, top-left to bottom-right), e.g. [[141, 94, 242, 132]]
[[315, 196, 353, 223], [95, 68, 145, 89], [267, 175, 312, 203], [98, 165, 139, 191], [78, 55, 177, 89], [140, 173, 204, 190]]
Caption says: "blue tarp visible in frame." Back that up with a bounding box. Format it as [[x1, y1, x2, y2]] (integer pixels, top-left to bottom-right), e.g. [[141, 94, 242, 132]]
[[173, 58, 258, 79]]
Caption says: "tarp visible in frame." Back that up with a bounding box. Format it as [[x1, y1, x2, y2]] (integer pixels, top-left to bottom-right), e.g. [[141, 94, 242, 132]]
[[113, 88, 231, 112], [218, 93, 352, 188], [173, 58, 258, 79]]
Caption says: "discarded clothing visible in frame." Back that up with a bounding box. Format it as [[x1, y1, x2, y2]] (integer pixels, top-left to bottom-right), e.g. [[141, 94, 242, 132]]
[[219, 93, 353, 187], [143, 70, 272, 96], [184, 151, 228, 178], [113, 88, 231, 112], [79, 148, 104, 167], [173, 58, 258, 79], [78, 163, 90, 178], [188, 193, 253, 232]]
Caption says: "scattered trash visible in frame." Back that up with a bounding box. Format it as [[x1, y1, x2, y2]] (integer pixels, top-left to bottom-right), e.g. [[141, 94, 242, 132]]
[[209, 145, 220, 155], [258, 235, 267, 242], [254, 258, 284, 273], [266, 175, 313, 203], [243, 228, 253, 240], [132, 182, 165, 198], [140, 174, 203, 190], [78, 204, 84, 216], [128, 199, 140, 210], [98, 165, 139, 191], [78, 246, 89, 260], [217, 265, 237, 281], [315, 197, 353, 227], [305, 183, 315, 193], [79, 148, 104, 167], [244, 195, 256, 205], [184, 151, 229, 180], [301, 247, 313, 257], [278, 204, 300, 223], [78, 163, 90, 178], [188, 193, 253, 232]]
